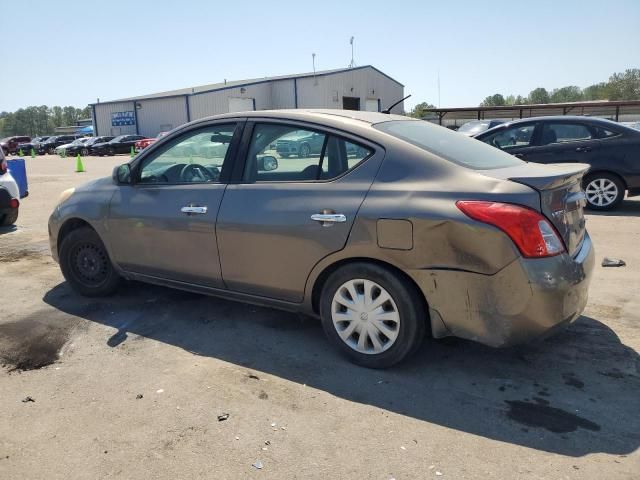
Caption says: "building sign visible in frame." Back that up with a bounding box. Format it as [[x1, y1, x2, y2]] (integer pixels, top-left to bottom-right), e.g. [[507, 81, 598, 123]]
[[111, 111, 136, 126]]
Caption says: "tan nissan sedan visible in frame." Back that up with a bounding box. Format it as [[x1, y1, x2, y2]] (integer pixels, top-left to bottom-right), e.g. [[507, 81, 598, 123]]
[[49, 110, 594, 368]]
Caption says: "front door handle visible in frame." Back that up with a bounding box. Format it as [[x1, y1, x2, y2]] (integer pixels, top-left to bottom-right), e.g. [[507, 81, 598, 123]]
[[311, 213, 347, 226], [575, 146, 592, 152], [181, 206, 208, 215]]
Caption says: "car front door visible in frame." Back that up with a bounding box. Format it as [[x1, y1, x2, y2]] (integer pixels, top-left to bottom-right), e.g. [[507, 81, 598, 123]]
[[478, 122, 539, 161], [524, 121, 601, 165], [106, 122, 242, 287], [216, 121, 382, 302]]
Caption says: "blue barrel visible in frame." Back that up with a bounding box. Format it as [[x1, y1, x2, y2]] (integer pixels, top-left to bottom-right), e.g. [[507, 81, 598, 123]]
[[7, 159, 28, 198]]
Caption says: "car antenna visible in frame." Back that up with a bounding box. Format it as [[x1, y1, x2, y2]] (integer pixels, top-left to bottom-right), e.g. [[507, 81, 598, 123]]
[[382, 94, 411, 114]]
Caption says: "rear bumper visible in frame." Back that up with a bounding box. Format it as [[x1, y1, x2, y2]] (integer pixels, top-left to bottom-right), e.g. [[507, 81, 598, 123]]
[[410, 232, 595, 347], [0, 186, 18, 216]]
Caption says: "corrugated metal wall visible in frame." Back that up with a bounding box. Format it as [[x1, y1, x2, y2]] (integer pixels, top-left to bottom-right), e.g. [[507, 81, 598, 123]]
[[136, 96, 188, 137], [93, 68, 404, 136], [295, 67, 404, 113], [94, 101, 137, 137], [188, 82, 273, 120]]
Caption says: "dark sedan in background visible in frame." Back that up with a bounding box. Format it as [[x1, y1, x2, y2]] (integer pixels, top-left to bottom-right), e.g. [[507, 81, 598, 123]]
[[65, 136, 114, 156], [38, 135, 83, 155], [17, 136, 50, 154], [457, 119, 506, 136], [475, 116, 640, 210], [91, 135, 145, 156]]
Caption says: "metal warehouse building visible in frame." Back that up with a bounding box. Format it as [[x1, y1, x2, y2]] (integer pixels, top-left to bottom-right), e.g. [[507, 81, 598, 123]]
[[91, 65, 404, 138]]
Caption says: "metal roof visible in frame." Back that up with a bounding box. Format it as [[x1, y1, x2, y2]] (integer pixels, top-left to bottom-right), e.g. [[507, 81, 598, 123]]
[[93, 65, 404, 106]]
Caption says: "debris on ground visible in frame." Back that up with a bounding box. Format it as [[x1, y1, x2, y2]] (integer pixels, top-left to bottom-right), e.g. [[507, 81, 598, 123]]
[[218, 413, 230, 422], [156, 389, 164, 394], [264, 440, 271, 445], [252, 460, 263, 470], [436, 472, 443, 476], [22, 396, 35, 403], [270, 422, 276, 427], [602, 257, 626, 267], [247, 373, 260, 380], [136, 394, 143, 399]]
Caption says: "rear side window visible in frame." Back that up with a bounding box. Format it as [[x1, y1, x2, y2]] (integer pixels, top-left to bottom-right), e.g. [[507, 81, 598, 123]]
[[594, 127, 620, 139], [540, 123, 592, 145], [374, 120, 523, 170], [481, 124, 536, 151], [243, 123, 372, 182]]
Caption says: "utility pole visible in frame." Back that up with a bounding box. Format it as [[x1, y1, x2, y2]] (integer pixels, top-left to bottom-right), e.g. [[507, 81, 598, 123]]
[[349, 36, 356, 68], [438, 70, 441, 108], [312, 53, 317, 85]]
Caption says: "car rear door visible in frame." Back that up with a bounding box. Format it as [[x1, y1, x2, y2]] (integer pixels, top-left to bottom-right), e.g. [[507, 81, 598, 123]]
[[524, 120, 601, 165], [106, 121, 243, 287], [216, 120, 383, 302]]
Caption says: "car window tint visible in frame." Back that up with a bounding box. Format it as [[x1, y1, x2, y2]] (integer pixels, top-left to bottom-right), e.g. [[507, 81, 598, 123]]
[[374, 120, 523, 170], [138, 124, 236, 184], [244, 124, 372, 182], [481, 124, 536, 151], [541, 123, 592, 145]]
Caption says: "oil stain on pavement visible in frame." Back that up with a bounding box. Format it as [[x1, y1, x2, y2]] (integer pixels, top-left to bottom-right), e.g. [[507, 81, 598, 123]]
[[505, 399, 601, 434]]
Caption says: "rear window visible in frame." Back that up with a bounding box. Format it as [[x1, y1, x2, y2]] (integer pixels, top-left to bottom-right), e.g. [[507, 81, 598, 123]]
[[374, 120, 523, 170]]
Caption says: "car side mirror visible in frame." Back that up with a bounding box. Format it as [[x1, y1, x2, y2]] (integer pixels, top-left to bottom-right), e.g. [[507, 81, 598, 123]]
[[113, 163, 132, 184], [257, 155, 278, 172]]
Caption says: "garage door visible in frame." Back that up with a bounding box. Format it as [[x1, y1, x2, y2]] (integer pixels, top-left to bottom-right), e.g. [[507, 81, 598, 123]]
[[365, 99, 379, 112], [228, 97, 255, 113]]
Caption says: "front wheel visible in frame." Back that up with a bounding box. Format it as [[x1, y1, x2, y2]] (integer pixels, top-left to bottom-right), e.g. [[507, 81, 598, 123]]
[[59, 226, 121, 296], [319, 263, 426, 368], [48, 147, 55, 155], [81, 148, 89, 156], [298, 143, 311, 158], [584, 173, 625, 211]]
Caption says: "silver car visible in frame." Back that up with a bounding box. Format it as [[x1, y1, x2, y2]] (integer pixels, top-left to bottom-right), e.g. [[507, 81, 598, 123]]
[[48, 110, 594, 368]]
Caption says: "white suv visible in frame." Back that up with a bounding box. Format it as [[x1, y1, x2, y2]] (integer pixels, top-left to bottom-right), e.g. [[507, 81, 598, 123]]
[[0, 148, 20, 226]]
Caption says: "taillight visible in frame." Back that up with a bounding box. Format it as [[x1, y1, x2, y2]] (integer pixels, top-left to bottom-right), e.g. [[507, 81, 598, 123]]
[[456, 201, 565, 258], [9, 198, 19, 209], [0, 160, 6, 174]]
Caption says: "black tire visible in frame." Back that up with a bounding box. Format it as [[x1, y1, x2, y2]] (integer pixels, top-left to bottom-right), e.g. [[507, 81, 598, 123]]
[[1, 208, 18, 226], [81, 148, 89, 156], [583, 172, 625, 211], [319, 262, 427, 368], [59, 226, 120, 297], [299, 143, 311, 158], [48, 147, 55, 155], [107, 147, 115, 156]]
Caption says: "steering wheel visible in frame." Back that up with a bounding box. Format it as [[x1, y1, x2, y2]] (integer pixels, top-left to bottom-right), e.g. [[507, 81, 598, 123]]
[[180, 163, 215, 182]]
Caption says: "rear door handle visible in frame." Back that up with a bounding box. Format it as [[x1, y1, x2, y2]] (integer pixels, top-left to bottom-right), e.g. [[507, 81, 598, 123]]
[[311, 213, 347, 226], [181, 206, 208, 215], [575, 146, 592, 152], [514, 153, 524, 158]]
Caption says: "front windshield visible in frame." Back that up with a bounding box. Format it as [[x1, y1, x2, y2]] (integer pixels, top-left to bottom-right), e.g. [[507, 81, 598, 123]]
[[458, 121, 491, 134], [373, 120, 524, 170], [71, 138, 85, 145]]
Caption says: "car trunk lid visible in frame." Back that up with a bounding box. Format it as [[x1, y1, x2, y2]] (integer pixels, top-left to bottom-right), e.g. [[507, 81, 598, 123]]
[[482, 162, 589, 256]]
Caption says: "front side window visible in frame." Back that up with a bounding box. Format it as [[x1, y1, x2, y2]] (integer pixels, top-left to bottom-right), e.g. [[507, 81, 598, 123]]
[[540, 123, 592, 145], [482, 124, 536, 151], [243, 123, 372, 182], [138, 124, 236, 184]]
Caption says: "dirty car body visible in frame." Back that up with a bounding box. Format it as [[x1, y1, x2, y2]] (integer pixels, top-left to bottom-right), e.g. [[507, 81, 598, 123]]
[[48, 110, 594, 367]]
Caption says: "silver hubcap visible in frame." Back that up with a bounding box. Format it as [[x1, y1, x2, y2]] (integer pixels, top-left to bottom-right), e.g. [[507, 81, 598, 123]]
[[585, 178, 618, 207], [331, 279, 400, 355]]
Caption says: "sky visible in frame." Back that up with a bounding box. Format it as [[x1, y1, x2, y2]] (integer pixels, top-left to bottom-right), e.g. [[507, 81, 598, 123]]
[[1, 0, 639, 112]]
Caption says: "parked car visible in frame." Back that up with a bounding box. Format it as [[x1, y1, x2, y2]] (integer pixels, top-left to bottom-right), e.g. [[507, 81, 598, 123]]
[[0, 149, 20, 226], [135, 132, 169, 152], [91, 135, 146, 156], [474, 116, 640, 210], [39, 135, 83, 155], [65, 136, 115, 156], [0, 136, 31, 155], [17, 136, 50, 154], [55, 137, 92, 155], [49, 110, 594, 368], [457, 120, 506, 136]]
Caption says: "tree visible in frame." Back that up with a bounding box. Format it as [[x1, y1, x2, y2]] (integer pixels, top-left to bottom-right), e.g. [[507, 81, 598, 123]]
[[550, 86, 583, 103], [582, 82, 609, 101], [480, 93, 506, 107], [607, 69, 640, 100], [528, 87, 550, 104], [409, 101, 436, 118]]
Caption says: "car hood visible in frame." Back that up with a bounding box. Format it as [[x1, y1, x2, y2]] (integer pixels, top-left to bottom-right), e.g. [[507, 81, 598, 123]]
[[75, 176, 114, 194]]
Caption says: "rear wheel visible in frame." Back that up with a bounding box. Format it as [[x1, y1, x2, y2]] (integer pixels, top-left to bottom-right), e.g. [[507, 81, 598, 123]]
[[299, 143, 311, 158], [107, 147, 115, 156], [584, 173, 625, 211], [81, 148, 89, 156], [59, 226, 120, 296], [319, 263, 426, 368], [48, 147, 55, 155], [1, 208, 18, 226]]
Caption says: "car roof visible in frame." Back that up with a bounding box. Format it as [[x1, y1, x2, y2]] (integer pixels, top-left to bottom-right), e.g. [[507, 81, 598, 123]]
[[204, 109, 413, 125]]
